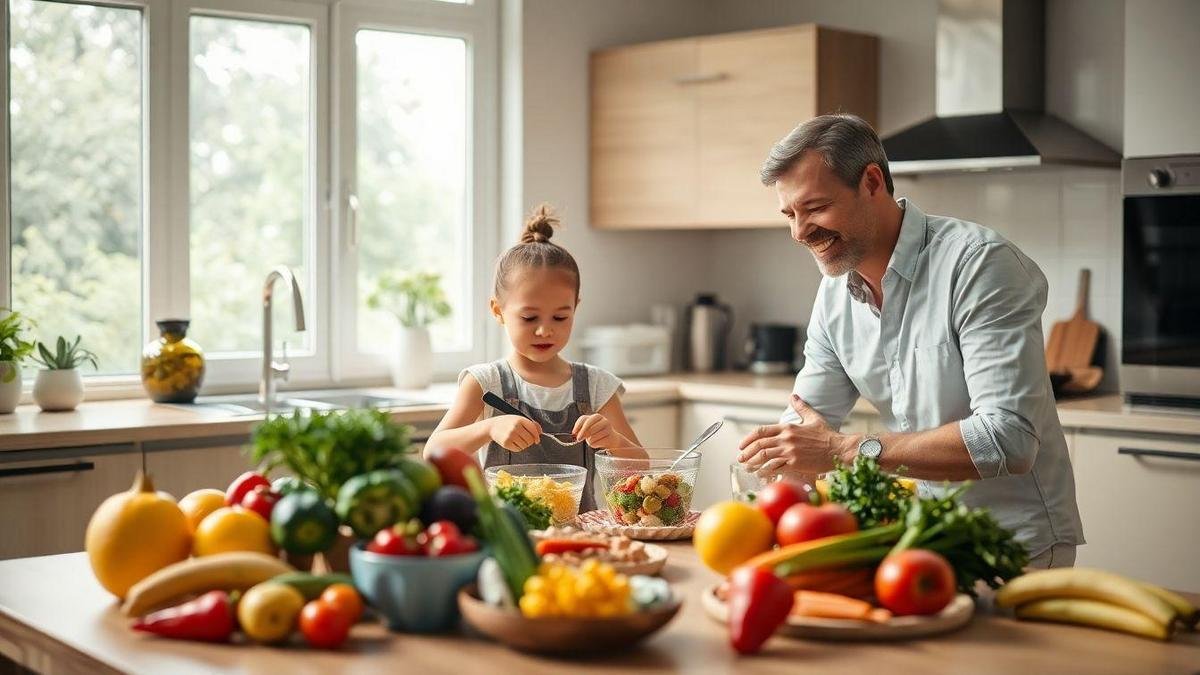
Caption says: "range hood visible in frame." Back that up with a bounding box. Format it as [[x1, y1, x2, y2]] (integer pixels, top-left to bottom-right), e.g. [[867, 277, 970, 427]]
[[882, 0, 1121, 174]]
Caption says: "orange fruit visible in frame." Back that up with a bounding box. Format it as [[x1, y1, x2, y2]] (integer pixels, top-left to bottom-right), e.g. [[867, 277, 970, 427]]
[[193, 506, 274, 556], [320, 583, 364, 623], [178, 488, 227, 533], [693, 501, 775, 575]]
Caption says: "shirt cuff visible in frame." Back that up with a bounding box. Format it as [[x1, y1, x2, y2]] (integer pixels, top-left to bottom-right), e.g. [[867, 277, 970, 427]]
[[959, 417, 1005, 478]]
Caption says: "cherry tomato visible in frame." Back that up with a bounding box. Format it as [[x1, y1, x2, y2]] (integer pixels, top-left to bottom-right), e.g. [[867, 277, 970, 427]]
[[427, 533, 479, 557], [424, 520, 459, 539], [240, 484, 280, 522], [225, 471, 270, 507], [299, 600, 351, 649], [366, 527, 422, 556], [875, 549, 956, 616], [319, 583, 363, 624]]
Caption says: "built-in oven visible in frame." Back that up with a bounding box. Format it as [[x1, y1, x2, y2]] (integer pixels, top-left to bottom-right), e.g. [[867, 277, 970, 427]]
[[1121, 154, 1200, 409]]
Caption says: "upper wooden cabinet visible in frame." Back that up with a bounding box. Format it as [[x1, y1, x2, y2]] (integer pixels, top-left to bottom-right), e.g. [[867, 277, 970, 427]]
[[590, 24, 878, 229]]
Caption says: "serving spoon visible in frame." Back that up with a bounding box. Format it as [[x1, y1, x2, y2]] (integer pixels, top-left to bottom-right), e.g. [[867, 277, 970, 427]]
[[667, 419, 723, 471]]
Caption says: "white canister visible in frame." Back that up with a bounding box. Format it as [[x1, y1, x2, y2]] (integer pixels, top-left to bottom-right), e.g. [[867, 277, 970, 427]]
[[33, 369, 84, 412], [0, 362, 22, 413], [392, 326, 433, 390]]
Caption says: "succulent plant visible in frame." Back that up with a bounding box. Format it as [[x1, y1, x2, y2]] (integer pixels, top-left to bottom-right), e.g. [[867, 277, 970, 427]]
[[32, 335, 98, 371]]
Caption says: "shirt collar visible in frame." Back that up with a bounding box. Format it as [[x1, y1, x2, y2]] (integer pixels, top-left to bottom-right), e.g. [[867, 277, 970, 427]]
[[845, 198, 926, 304]]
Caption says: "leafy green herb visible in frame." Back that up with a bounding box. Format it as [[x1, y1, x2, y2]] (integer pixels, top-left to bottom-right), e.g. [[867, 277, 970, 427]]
[[465, 469, 539, 599], [825, 455, 910, 528], [366, 271, 452, 329], [249, 408, 414, 502], [31, 335, 98, 371], [496, 484, 553, 530], [0, 310, 36, 382]]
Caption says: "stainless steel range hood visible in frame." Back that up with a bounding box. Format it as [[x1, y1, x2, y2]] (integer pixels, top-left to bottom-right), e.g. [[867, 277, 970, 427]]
[[882, 0, 1121, 174]]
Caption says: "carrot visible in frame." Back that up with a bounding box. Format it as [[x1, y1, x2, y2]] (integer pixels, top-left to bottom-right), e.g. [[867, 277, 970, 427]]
[[781, 567, 873, 594], [791, 591, 892, 623]]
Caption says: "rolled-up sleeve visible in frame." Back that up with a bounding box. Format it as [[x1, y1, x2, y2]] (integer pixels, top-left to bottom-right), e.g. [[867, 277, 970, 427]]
[[784, 287, 859, 430], [953, 243, 1049, 477]]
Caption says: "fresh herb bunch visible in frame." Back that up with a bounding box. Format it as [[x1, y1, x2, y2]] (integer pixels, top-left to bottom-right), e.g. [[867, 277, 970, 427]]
[[0, 310, 36, 382], [249, 408, 414, 502], [366, 271, 452, 329], [496, 484, 553, 530], [825, 455, 910, 528], [32, 335, 98, 371]]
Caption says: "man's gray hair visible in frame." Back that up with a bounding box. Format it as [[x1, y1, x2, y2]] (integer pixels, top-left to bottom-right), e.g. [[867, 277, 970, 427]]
[[759, 114, 894, 195]]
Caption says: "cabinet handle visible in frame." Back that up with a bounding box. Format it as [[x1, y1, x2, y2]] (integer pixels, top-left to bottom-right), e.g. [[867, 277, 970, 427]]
[[1118, 447, 1200, 462], [673, 72, 728, 85], [0, 461, 96, 479]]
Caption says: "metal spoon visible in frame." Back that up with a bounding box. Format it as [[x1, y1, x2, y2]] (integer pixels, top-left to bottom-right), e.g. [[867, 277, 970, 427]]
[[668, 419, 723, 471], [482, 392, 584, 448]]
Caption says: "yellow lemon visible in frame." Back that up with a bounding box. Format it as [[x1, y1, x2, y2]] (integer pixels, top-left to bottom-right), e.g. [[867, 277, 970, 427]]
[[238, 581, 304, 643], [178, 488, 227, 534], [193, 506, 274, 557], [693, 501, 775, 575]]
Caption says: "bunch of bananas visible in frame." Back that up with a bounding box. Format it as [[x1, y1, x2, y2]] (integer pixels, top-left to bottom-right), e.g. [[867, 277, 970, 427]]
[[518, 560, 632, 618], [996, 567, 1198, 640]]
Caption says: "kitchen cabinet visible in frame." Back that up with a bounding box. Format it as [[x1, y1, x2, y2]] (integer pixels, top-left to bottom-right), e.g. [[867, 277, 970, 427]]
[[0, 445, 143, 560], [590, 24, 878, 229], [626, 403, 679, 449], [1072, 430, 1200, 592], [143, 436, 254, 499]]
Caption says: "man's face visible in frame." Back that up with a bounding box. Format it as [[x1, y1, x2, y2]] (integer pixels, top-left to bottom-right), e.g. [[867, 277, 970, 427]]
[[775, 151, 875, 277]]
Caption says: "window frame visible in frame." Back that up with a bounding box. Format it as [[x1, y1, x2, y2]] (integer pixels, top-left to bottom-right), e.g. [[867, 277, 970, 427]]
[[1, 0, 497, 397]]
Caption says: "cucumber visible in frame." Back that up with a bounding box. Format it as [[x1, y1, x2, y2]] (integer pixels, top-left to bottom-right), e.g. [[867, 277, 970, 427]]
[[272, 572, 356, 601]]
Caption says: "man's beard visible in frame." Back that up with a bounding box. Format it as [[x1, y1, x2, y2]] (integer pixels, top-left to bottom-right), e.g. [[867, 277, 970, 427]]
[[805, 226, 870, 278]]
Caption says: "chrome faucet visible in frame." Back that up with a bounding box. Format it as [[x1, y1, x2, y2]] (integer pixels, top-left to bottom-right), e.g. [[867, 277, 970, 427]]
[[260, 266, 306, 411]]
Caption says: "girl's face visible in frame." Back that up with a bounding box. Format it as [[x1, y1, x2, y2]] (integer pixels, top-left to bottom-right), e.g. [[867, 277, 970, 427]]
[[491, 267, 578, 364]]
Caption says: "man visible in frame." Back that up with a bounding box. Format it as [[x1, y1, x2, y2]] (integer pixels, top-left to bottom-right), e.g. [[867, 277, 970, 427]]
[[737, 114, 1083, 568]]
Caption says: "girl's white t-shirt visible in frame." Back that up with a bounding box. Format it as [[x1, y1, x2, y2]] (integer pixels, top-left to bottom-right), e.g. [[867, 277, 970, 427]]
[[460, 361, 625, 416]]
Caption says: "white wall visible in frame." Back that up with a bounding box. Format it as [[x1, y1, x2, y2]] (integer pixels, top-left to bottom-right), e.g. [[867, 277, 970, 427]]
[[1047, 0, 1125, 151], [1124, 0, 1200, 156]]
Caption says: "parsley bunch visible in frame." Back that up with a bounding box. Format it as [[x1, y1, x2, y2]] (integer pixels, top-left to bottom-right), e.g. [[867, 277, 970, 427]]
[[825, 456, 910, 528], [496, 484, 553, 530]]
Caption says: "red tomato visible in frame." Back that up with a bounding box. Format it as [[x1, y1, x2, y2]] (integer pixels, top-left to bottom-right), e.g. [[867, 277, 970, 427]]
[[240, 485, 280, 522], [427, 533, 479, 557], [366, 527, 423, 556], [299, 600, 352, 649], [755, 481, 808, 525], [320, 583, 364, 624], [225, 471, 270, 507], [874, 549, 957, 616], [424, 520, 459, 540], [425, 447, 482, 490], [775, 503, 858, 546]]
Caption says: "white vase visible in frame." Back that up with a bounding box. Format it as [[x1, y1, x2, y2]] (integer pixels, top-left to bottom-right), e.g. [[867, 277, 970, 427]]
[[391, 326, 433, 390], [33, 369, 84, 412], [0, 362, 21, 414]]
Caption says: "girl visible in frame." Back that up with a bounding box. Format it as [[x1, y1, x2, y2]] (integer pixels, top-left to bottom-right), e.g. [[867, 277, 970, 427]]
[[427, 205, 644, 512]]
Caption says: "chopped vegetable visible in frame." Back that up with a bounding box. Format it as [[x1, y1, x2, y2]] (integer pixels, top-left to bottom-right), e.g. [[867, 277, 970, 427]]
[[604, 472, 691, 526], [492, 470, 579, 524], [535, 538, 607, 557], [518, 560, 632, 618], [495, 483, 553, 530]]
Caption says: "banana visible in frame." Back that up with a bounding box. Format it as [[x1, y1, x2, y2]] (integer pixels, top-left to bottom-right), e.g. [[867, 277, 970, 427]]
[[1015, 598, 1172, 641], [1138, 581, 1199, 629], [121, 552, 294, 617], [995, 568, 1176, 627], [271, 572, 356, 601]]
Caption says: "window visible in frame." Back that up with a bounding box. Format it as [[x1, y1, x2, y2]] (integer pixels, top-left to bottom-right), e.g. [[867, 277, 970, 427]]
[[7, 0, 143, 374]]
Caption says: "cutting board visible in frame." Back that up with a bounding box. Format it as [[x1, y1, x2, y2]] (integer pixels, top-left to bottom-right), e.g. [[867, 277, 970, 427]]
[[1045, 269, 1100, 374]]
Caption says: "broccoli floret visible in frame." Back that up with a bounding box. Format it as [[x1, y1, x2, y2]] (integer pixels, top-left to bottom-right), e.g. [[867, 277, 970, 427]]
[[658, 505, 682, 525], [617, 491, 642, 511]]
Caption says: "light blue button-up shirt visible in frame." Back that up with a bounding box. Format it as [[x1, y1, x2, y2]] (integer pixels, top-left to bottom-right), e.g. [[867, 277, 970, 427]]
[[783, 199, 1084, 557]]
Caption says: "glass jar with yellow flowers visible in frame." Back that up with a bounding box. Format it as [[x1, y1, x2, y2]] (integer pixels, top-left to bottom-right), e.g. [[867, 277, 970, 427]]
[[141, 319, 206, 403]]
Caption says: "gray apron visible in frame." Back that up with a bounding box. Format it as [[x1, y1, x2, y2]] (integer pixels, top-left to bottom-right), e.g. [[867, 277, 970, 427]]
[[484, 360, 598, 512]]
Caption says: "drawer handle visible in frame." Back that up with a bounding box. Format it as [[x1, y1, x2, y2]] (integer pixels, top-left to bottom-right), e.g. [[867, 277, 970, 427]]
[[674, 72, 728, 85], [1118, 447, 1200, 462], [0, 461, 96, 479]]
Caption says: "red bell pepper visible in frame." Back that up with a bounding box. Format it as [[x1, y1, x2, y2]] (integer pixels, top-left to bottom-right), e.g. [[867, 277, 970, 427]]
[[535, 539, 608, 556], [727, 565, 794, 654], [225, 471, 270, 507], [241, 484, 280, 522], [131, 590, 236, 643]]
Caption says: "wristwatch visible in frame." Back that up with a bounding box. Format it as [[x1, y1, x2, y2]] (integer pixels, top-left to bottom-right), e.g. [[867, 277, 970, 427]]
[[857, 435, 883, 459]]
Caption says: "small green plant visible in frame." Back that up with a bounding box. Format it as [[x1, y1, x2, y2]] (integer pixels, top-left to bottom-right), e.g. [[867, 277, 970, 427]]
[[366, 271, 452, 329], [0, 309, 37, 382], [32, 335, 98, 371]]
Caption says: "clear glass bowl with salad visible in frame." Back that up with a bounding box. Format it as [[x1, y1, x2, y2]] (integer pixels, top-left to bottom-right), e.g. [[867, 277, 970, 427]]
[[593, 449, 700, 527], [485, 463, 587, 526]]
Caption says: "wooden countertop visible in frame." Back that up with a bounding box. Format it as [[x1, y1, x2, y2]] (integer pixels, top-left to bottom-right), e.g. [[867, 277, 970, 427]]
[[1, 546, 1197, 674], [3, 374, 1199, 454]]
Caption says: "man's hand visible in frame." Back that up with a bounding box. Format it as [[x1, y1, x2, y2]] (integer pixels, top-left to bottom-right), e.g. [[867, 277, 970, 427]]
[[737, 395, 854, 474]]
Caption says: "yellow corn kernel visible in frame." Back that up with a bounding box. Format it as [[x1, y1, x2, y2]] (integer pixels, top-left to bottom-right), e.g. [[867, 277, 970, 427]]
[[524, 576, 548, 596], [519, 593, 551, 618]]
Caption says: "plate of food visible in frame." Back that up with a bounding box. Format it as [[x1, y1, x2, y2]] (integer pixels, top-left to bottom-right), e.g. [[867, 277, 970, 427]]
[[529, 526, 669, 575], [577, 509, 701, 541]]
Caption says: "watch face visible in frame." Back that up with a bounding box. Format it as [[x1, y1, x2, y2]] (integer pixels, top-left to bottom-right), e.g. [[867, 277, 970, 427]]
[[860, 438, 882, 458]]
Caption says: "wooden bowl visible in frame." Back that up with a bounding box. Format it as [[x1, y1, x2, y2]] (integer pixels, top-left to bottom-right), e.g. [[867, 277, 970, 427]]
[[457, 585, 682, 654]]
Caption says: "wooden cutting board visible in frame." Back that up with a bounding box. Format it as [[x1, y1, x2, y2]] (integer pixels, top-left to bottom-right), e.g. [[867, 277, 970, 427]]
[[1045, 269, 1100, 374]]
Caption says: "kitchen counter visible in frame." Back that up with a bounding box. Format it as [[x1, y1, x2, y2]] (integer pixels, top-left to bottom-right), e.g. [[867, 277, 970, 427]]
[[2, 374, 1199, 453], [0, 546, 1197, 674]]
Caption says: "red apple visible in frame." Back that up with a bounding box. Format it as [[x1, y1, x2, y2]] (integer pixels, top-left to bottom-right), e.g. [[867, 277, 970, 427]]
[[775, 502, 858, 546], [425, 447, 482, 490]]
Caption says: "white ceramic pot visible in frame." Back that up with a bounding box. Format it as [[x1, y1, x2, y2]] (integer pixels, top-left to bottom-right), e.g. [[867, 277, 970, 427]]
[[0, 361, 22, 414], [33, 369, 84, 412], [391, 326, 433, 390]]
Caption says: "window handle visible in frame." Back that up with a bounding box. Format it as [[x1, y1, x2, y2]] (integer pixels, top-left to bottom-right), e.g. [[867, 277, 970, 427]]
[[347, 192, 360, 249]]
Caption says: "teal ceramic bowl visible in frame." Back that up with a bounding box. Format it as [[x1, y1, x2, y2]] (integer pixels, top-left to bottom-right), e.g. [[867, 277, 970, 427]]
[[349, 543, 486, 633]]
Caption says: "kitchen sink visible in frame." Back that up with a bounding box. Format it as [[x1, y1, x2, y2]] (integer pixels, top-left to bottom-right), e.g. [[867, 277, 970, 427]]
[[289, 392, 435, 409], [179, 390, 435, 416]]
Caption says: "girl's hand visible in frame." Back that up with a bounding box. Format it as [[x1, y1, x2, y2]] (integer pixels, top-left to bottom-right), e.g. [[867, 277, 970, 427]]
[[490, 415, 543, 452], [572, 414, 616, 449]]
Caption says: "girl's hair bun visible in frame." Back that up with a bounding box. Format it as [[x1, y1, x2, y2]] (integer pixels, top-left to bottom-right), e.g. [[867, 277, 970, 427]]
[[521, 203, 559, 244]]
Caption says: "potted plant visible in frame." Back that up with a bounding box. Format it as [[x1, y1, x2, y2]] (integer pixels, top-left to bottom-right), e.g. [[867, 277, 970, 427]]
[[0, 309, 36, 414], [367, 271, 451, 389], [31, 335, 98, 412]]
